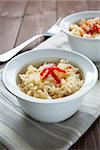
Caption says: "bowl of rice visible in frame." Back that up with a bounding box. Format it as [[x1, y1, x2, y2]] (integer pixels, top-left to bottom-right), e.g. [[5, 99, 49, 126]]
[[60, 11, 100, 61], [2, 48, 98, 123]]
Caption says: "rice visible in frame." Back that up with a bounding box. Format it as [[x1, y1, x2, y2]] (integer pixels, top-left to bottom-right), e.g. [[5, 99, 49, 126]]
[[18, 59, 83, 99], [69, 17, 100, 38]]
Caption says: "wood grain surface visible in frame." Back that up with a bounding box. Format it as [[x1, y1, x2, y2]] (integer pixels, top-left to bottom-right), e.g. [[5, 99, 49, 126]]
[[0, 0, 100, 150]]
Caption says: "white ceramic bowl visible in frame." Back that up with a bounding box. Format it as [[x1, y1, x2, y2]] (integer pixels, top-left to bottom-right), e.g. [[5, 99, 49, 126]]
[[60, 11, 100, 62], [2, 49, 98, 123]]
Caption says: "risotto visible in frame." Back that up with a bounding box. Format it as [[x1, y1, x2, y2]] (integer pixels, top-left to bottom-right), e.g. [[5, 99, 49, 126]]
[[18, 59, 83, 99], [69, 17, 100, 38]]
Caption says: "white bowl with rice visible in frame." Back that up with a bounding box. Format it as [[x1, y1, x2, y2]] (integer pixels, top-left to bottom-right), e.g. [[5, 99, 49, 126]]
[[60, 11, 100, 62], [2, 49, 98, 123]]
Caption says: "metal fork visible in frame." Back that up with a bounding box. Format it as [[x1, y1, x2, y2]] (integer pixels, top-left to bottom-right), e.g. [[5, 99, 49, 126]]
[[0, 18, 62, 63]]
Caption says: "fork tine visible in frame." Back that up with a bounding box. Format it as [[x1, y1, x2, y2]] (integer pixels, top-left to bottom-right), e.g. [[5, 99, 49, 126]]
[[46, 17, 62, 36], [55, 17, 62, 25]]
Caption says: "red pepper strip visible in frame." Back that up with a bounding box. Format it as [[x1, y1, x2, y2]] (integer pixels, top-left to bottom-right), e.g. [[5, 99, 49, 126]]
[[49, 67, 66, 73], [50, 70, 61, 84], [40, 68, 48, 76], [40, 66, 66, 76], [40, 64, 56, 76], [84, 24, 100, 35], [42, 70, 51, 80]]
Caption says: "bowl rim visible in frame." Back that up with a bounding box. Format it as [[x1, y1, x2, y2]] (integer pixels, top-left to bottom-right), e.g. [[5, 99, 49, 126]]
[[2, 48, 98, 104], [60, 10, 100, 41]]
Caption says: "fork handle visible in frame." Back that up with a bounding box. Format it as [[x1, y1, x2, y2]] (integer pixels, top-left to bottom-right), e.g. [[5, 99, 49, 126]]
[[0, 34, 44, 62]]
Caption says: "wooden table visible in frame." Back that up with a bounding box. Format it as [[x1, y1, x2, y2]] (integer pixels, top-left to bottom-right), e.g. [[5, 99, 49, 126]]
[[0, 1, 99, 149]]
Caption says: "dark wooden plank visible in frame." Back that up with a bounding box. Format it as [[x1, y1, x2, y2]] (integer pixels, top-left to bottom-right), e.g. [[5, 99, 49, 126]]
[[57, 0, 88, 18], [15, 0, 56, 50], [0, 1, 27, 17], [70, 117, 100, 150], [25, 0, 56, 32], [87, 0, 100, 10], [0, 17, 22, 54], [0, 1, 28, 54], [0, 142, 8, 150]]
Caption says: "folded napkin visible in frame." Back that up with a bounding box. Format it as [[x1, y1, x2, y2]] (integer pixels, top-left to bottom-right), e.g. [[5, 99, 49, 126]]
[[0, 32, 100, 150]]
